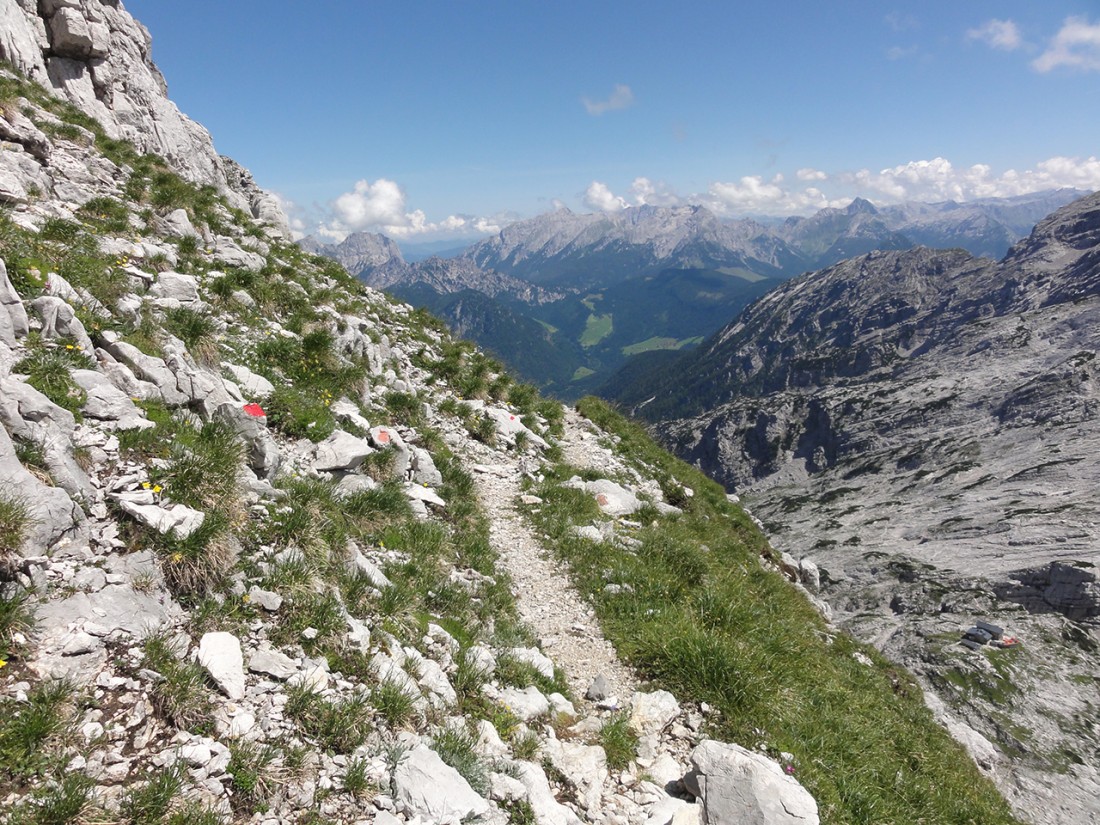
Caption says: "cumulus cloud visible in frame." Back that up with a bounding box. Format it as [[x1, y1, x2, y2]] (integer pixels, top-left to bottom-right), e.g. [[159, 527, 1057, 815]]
[[885, 12, 920, 33], [844, 156, 1100, 202], [583, 156, 1099, 220], [704, 175, 847, 215], [967, 19, 1022, 51], [630, 177, 681, 206], [584, 181, 628, 212], [1033, 16, 1100, 72], [318, 178, 503, 242], [582, 84, 635, 116]]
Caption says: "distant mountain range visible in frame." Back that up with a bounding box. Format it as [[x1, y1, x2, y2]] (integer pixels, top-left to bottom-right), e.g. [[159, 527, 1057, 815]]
[[303, 189, 1086, 396]]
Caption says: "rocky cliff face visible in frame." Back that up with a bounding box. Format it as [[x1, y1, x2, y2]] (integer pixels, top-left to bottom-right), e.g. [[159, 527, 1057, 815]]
[[0, 0, 288, 234], [622, 191, 1100, 822]]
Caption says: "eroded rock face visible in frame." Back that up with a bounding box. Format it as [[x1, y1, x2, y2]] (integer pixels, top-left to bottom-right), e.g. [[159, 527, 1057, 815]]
[[646, 194, 1100, 583], [0, 0, 288, 234], [996, 562, 1100, 621]]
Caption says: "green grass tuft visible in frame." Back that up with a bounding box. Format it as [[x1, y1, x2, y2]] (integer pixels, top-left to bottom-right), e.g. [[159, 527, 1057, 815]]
[[0, 493, 32, 567], [286, 687, 373, 753], [141, 632, 214, 733], [121, 763, 186, 825], [0, 680, 77, 781], [597, 714, 638, 770]]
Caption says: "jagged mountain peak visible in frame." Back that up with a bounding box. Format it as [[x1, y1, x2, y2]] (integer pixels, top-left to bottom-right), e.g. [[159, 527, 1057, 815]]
[[844, 196, 878, 215]]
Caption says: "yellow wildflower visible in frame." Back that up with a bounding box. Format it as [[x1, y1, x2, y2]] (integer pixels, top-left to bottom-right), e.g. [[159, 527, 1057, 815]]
[[170, 552, 183, 563], [141, 481, 151, 489], [152, 485, 162, 494]]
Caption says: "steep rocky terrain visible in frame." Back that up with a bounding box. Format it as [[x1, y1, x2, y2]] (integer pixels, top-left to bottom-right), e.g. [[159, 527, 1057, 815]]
[[611, 192, 1100, 823], [0, 4, 1034, 825], [0, 0, 287, 232]]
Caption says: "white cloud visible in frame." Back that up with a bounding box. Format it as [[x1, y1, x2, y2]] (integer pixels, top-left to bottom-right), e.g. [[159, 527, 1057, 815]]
[[630, 177, 681, 206], [327, 178, 411, 233], [582, 83, 634, 116], [1033, 16, 1100, 72], [704, 175, 847, 215], [318, 178, 504, 241], [584, 181, 628, 212], [583, 156, 1099, 220], [846, 156, 1100, 202], [967, 19, 1022, 51], [885, 12, 920, 33]]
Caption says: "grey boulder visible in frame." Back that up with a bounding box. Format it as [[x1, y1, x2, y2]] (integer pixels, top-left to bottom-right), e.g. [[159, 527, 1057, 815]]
[[314, 430, 374, 472], [585, 479, 643, 517], [685, 740, 819, 825], [71, 369, 151, 430], [30, 295, 95, 354], [393, 744, 490, 822]]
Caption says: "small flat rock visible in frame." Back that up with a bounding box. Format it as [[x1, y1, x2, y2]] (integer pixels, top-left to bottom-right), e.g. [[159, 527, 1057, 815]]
[[403, 482, 446, 508], [197, 632, 246, 700], [228, 712, 256, 738], [586, 674, 612, 701], [498, 685, 550, 721], [248, 647, 298, 680], [313, 430, 374, 471], [116, 499, 205, 538], [247, 585, 283, 611]]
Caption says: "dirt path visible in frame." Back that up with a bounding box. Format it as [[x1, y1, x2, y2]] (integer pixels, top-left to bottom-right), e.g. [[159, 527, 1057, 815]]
[[462, 417, 637, 705]]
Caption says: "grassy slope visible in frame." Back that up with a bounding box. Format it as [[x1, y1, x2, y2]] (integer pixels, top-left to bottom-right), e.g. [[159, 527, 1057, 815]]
[[526, 397, 1020, 825]]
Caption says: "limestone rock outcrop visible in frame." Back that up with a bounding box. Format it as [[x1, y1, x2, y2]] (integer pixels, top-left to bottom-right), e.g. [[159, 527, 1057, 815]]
[[0, 0, 288, 234]]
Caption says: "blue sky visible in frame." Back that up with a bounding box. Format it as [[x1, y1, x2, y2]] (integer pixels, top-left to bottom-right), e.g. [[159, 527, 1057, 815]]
[[123, 0, 1100, 242]]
